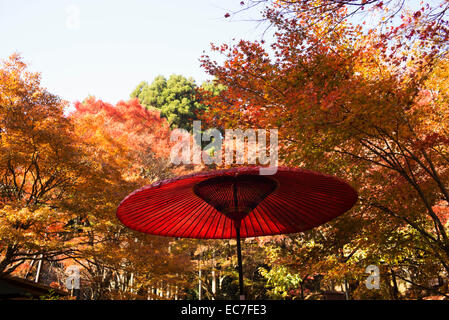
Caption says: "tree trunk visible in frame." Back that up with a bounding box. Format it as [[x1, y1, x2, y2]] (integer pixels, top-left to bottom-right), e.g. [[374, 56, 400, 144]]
[[390, 269, 399, 300]]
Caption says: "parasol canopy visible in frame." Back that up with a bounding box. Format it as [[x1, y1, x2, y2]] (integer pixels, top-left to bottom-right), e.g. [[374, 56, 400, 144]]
[[117, 166, 357, 239]]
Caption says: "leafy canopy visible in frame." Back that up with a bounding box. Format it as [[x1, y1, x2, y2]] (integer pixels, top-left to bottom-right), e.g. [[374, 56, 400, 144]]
[[130, 75, 206, 131]]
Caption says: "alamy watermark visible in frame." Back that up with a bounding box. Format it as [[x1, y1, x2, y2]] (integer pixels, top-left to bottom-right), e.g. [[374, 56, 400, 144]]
[[65, 5, 80, 31], [365, 265, 380, 290], [170, 121, 278, 175], [65, 265, 80, 290]]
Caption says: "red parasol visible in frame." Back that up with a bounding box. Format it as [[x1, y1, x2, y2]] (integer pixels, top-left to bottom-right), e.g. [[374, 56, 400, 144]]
[[116, 166, 358, 299]]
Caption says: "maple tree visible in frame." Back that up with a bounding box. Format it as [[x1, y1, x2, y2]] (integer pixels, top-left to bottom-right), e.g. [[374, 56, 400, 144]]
[[201, 0, 449, 298], [65, 97, 196, 299], [0, 58, 198, 298], [0, 54, 91, 276]]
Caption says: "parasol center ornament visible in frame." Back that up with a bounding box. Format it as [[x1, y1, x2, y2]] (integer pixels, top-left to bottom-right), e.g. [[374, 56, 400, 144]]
[[193, 174, 278, 222]]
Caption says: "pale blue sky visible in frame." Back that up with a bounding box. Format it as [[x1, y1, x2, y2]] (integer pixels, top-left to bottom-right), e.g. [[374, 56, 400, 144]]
[[0, 0, 266, 105]]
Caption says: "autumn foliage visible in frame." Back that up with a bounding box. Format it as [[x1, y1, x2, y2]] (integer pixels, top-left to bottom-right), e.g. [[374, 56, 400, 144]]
[[200, 0, 449, 299], [2, 0, 449, 300], [0, 56, 195, 298]]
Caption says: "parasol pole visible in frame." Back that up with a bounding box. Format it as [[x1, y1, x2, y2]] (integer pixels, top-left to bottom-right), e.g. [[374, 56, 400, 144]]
[[235, 224, 245, 300], [232, 181, 245, 300]]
